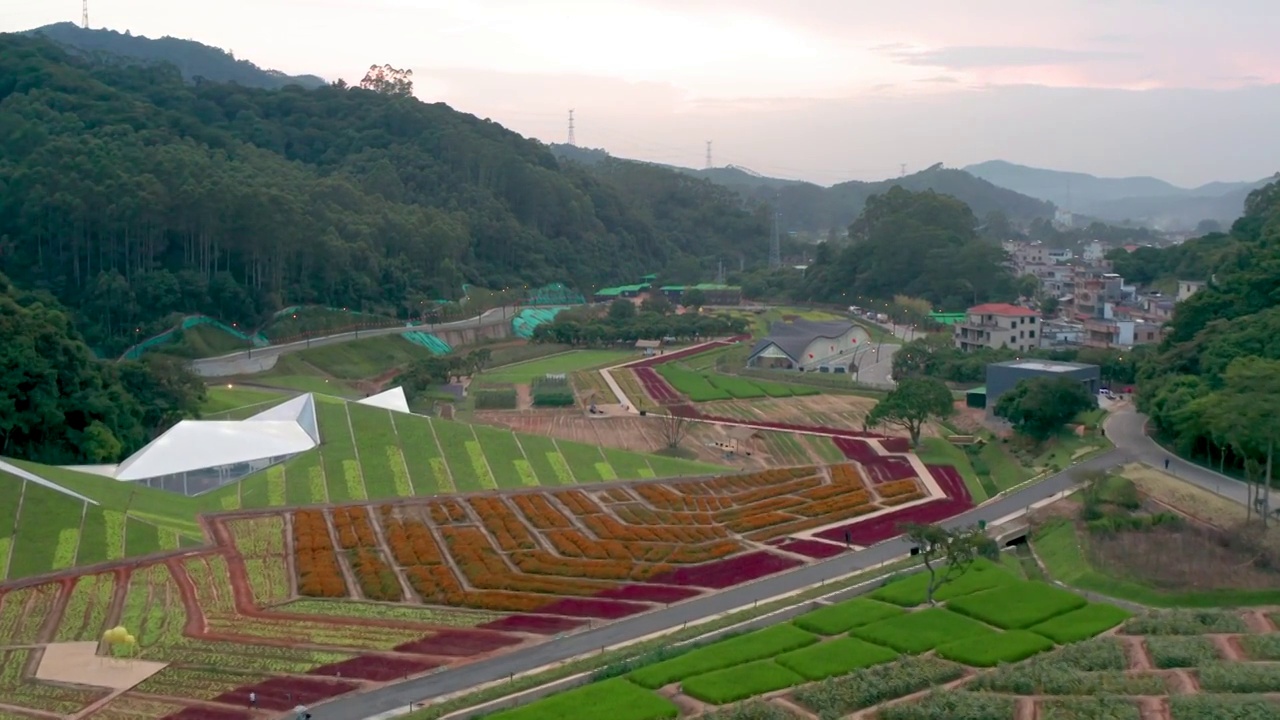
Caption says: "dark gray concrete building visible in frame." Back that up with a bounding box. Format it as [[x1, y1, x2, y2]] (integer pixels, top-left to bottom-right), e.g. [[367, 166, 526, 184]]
[[983, 359, 1101, 410]]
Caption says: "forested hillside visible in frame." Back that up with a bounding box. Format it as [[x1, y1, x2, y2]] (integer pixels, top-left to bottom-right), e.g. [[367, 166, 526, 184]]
[[0, 35, 768, 355], [26, 22, 327, 89], [1137, 180, 1280, 473]]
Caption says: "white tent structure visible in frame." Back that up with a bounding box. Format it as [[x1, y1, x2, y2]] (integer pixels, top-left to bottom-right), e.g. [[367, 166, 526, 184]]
[[68, 394, 321, 496], [0, 459, 98, 504], [357, 386, 410, 414]]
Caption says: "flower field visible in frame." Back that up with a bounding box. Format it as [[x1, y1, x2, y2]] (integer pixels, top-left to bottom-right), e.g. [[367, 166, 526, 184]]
[[481, 561, 1280, 719]]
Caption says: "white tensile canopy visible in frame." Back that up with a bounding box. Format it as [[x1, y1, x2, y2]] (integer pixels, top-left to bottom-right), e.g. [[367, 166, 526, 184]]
[[357, 386, 410, 413]]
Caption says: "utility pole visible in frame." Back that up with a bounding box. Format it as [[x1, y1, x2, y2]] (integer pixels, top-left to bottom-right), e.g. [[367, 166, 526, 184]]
[[705, 141, 712, 169], [769, 196, 782, 270], [567, 109, 576, 146]]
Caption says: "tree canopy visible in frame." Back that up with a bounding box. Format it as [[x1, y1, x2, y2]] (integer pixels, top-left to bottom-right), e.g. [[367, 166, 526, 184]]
[[0, 35, 769, 355], [994, 377, 1096, 441], [866, 377, 954, 447]]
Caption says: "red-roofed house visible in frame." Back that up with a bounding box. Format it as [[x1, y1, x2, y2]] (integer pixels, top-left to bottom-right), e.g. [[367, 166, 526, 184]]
[[954, 303, 1040, 353]]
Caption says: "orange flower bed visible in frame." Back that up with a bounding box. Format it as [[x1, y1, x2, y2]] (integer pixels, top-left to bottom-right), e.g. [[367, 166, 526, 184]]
[[743, 504, 880, 542], [877, 480, 920, 499], [293, 509, 347, 598], [439, 526, 609, 596], [380, 510, 446, 567], [713, 496, 806, 524], [428, 499, 470, 525], [599, 488, 634, 504], [552, 490, 604, 516], [633, 483, 733, 512], [799, 483, 855, 502], [511, 494, 573, 530], [331, 506, 377, 549], [403, 566, 547, 612], [791, 491, 874, 518], [510, 550, 668, 582], [829, 464, 867, 487], [881, 491, 925, 507], [727, 476, 825, 505], [581, 514, 726, 544], [467, 497, 537, 552], [725, 511, 796, 534], [613, 505, 715, 527]]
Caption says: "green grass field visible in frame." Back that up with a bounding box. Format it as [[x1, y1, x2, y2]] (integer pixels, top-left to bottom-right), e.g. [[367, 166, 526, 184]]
[[200, 386, 286, 416], [477, 350, 636, 384], [499, 562, 1133, 718]]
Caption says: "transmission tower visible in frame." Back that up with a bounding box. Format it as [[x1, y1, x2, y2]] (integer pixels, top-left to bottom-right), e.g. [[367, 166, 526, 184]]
[[899, 163, 906, 178], [705, 141, 712, 169], [769, 198, 782, 270], [82, 0, 88, 28], [567, 109, 576, 146]]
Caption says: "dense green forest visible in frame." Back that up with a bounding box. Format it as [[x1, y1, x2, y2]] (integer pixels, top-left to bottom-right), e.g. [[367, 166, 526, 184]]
[[0, 35, 769, 356], [26, 23, 326, 89], [0, 273, 204, 464], [1136, 180, 1280, 477]]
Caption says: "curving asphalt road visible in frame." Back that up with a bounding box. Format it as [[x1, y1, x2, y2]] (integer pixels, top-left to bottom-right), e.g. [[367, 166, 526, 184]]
[[190, 308, 513, 378], [306, 408, 1253, 720]]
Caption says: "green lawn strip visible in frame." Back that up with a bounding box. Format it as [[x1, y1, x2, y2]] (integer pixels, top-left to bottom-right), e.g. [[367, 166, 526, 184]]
[[345, 403, 401, 499], [977, 442, 1030, 492], [393, 413, 450, 494], [297, 335, 434, 380], [1240, 634, 1280, 660], [851, 608, 995, 654], [878, 691, 1018, 720], [1033, 518, 1280, 607], [774, 636, 897, 681], [282, 451, 325, 505], [646, 455, 726, 478], [75, 507, 109, 567], [628, 624, 819, 689], [792, 598, 904, 635], [123, 517, 161, 557], [681, 660, 806, 704], [1197, 661, 1280, 692], [970, 653, 1170, 695], [6, 461, 200, 537], [481, 351, 633, 384], [1033, 697, 1142, 720], [275, 599, 502, 626], [1029, 603, 1131, 644], [1123, 610, 1248, 635], [257, 373, 358, 398], [8, 481, 75, 579], [803, 436, 847, 464], [200, 386, 284, 414], [937, 629, 1056, 667], [513, 434, 567, 486], [869, 558, 1016, 606], [603, 449, 653, 480], [471, 425, 528, 490], [429, 420, 485, 491], [485, 677, 676, 720], [555, 441, 607, 483], [1144, 636, 1222, 668], [915, 437, 987, 502], [314, 400, 360, 502], [1169, 696, 1280, 719], [0, 476, 24, 579], [792, 656, 966, 717], [946, 581, 1087, 629]]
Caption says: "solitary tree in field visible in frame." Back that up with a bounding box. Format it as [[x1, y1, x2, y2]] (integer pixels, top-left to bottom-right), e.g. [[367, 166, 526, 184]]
[[866, 377, 953, 447], [656, 412, 693, 450], [902, 522, 991, 605]]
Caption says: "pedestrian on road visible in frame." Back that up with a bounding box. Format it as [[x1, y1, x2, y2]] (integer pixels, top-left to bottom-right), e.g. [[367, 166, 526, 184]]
[[248, 691, 256, 708], [1164, 457, 1170, 469]]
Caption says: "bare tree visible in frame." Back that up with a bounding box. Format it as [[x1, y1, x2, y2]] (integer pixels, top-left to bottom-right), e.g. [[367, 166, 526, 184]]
[[657, 412, 693, 449]]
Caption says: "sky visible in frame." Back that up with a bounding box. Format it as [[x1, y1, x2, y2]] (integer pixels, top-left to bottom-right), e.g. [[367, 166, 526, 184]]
[[7, 0, 1280, 187]]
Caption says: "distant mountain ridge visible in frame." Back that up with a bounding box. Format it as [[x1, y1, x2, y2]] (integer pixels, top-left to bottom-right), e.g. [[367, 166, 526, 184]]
[[551, 146, 1055, 232], [965, 159, 1274, 231], [22, 23, 326, 90]]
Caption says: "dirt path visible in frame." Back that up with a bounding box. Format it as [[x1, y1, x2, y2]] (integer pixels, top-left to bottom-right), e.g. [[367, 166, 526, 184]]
[[281, 511, 299, 603], [1124, 636, 1154, 671], [1137, 697, 1170, 720], [1244, 610, 1278, 633], [515, 384, 533, 410], [1210, 634, 1245, 661], [1015, 697, 1036, 720]]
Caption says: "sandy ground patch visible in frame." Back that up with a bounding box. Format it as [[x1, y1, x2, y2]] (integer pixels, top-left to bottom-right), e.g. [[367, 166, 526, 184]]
[[37, 642, 167, 690]]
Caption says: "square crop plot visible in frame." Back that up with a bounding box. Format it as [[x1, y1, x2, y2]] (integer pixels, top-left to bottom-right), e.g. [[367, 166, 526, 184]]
[[486, 677, 678, 720], [394, 629, 523, 656], [870, 559, 1017, 607], [937, 629, 1056, 667], [851, 608, 996, 654], [628, 624, 818, 689], [1030, 604, 1132, 644], [680, 659, 806, 704], [793, 598, 905, 635], [308, 655, 439, 681], [947, 581, 1088, 630], [775, 636, 899, 680]]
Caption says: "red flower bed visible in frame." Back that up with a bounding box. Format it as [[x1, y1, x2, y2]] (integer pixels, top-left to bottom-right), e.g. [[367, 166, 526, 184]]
[[595, 584, 702, 603], [308, 655, 438, 682], [833, 437, 881, 463], [667, 404, 701, 418], [478, 614, 586, 634], [535, 597, 650, 619], [813, 464, 974, 546], [774, 538, 846, 559], [394, 629, 523, 656], [863, 457, 916, 485], [634, 367, 679, 402], [164, 708, 252, 720], [700, 416, 887, 439], [213, 677, 358, 711], [879, 437, 911, 453], [627, 338, 748, 368], [646, 551, 803, 589]]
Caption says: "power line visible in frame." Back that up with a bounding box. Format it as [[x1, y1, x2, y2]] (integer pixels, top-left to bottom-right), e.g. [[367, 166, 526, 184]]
[[566, 109, 575, 147]]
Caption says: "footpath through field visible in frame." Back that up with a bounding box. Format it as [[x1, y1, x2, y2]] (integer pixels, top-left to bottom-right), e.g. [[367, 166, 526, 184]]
[[312, 405, 1258, 720]]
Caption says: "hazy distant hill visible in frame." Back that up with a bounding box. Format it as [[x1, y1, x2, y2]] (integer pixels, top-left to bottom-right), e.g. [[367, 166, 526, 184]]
[[552, 147, 1054, 232], [965, 159, 1273, 230], [23, 23, 326, 89]]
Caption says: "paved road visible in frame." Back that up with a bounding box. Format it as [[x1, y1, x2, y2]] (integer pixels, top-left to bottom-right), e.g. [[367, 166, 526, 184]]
[[310, 405, 1258, 720], [190, 308, 512, 378]]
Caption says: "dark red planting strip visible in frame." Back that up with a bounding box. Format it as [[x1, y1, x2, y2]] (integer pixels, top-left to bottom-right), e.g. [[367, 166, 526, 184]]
[[212, 677, 358, 711], [814, 464, 974, 545], [595, 583, 703, 603], [164, 709, 252, 720], [775, 538, 847, 559], [394, 628, 523, 656], [535, 597, 651, 619], [478, 614, 586, 634], [307, 655, 439, 682], [646, 551, 803, 589]]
